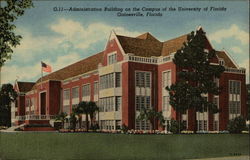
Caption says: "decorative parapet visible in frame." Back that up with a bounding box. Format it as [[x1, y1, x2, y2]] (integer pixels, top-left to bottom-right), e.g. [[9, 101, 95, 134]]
[[16, 115, 56, 121], [224, 67, 245, 74], [124, 53, 174, 65]]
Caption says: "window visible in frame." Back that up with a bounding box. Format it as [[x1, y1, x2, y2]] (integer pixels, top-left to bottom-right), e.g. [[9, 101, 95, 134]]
[[115, 96, 121, 111], [115, 120, 121, 130], [213, 121, 219, 131], [136, 120, 150, 130], [163, 96, 170, 111], [94, 82, 99, 95], [99, 97, 115, 112], [135, 96, 151, 111], [213, 97, 219, 109], [214, 77, 219, 87], [108, 53, 117, 65], [146, 73, 150, 87], [163, 71, 171, 88], [63, 105, 70, 115], [135, 71, 151, 88], [72, 87, 79, 99], [26, 98, 30, 107], [82, 84, 90, 97], [31, 98, 34, 106], [115, 72, 121, 87], [100, 73, 115, 90], [219, 59, 224, 66], [63, 89, 70, 100], [229, 81, 241, 115]]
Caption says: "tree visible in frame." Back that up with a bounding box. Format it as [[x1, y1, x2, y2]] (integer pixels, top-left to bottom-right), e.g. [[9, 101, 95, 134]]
[[69, 112, 77, 131], [169, 119, 185, 134], [72, 105, 83, 128], [77, 101, 90, 131], [227, 116, 246, 133], [87, 101, 98, 128], [0, 83, 17, 126], [55, 112, 67, 129], [0, 0, 33, 85], [246, 84, 250, 120], [167, 29, 225, 131], [137, 107, 165, 131]]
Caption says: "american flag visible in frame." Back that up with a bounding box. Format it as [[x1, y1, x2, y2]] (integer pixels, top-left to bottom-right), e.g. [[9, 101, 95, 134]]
[[41, 61, 52, 73]]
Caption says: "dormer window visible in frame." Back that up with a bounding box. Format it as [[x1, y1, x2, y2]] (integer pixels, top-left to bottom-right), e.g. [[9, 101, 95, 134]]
[[108, 53, 117, 65], [219, 59, 225, 66]]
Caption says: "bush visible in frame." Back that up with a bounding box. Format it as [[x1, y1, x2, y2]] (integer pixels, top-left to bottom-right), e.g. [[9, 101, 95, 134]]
[[90, 124, 99, 131], [121, 124, 129, 133], [227, 116, 246, 133], [169, 119, 184, 134]]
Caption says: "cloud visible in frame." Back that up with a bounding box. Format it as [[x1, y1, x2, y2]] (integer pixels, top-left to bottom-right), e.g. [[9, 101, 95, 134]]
[[1, 52, 81, 84], [230, 46, 243, 54], [2, 18, 141, 84], [49, 18, 141, 49], [208, 24, 249, 45]]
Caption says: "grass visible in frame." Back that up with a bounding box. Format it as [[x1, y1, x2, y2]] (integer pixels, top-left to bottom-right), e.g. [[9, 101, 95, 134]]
[[0, 132, 249, 160]]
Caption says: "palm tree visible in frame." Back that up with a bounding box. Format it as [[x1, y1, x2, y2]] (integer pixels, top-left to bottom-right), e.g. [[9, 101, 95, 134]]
[[137, 107, 164, 131], [87, 101, 99, 128], [55, 112, 67, 129], [69, 112, 77, 131], [72, 105, 83, 129], [78, 101, 90, 131]]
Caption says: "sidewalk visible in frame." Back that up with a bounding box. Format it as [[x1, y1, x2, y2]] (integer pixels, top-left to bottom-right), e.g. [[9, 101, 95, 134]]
[[190, 156, 249, 160]]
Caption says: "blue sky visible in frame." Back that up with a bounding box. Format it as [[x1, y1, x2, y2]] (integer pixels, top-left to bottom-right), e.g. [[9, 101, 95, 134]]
[[2, 0, 249, 84]]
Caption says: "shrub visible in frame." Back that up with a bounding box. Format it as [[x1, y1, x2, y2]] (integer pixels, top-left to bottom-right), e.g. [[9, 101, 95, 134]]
[[121, 124, 129, 133], [90, 124, 99, 131], [227, 116, 246, 133], [169, 119, 184, 134]]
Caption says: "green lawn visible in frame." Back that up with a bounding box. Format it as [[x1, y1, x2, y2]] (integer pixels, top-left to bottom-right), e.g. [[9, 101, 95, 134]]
[[0, 132, 249, 160]]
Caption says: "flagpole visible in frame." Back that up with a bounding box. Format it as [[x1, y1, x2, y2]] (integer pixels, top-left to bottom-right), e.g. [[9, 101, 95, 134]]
[[41, 61, 43, 90]]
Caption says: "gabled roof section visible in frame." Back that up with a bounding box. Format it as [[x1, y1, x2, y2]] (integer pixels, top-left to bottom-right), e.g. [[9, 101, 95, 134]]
[[116, 34, 162, 57], [36, 51, 104, 84], [136, 32, 160, 42], [161, 34, 188, 56], [216, 51, 237, 68], [17, 81, 35, 93]]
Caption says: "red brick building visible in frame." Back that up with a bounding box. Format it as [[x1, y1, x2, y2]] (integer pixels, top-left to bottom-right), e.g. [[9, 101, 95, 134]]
[[12, 27, 247, 131]]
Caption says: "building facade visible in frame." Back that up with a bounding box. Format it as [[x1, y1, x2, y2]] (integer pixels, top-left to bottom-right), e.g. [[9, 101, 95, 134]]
[[12, 27, 247, 131]]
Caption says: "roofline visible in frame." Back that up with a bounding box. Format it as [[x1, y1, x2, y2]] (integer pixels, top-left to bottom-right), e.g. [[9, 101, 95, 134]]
[[222, 49, 240, 69]]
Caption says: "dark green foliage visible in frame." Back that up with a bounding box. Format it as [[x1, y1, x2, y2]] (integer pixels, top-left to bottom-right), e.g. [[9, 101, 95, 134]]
[[90, 124, 99, 131], [121, 124, 128, 133], [0, 83, 17, 126], [87, 101, 99, 128], [69, 113, 77, 130], [227, 116, 246, 133], [167, 29, 225, 115], [246, 84, 250, 120], [137, 107, 165, 130], [0, 0, 33, 66], [75, 101, 98, 131], [169, 119, 184, 134], [55, 112, 67, 129]]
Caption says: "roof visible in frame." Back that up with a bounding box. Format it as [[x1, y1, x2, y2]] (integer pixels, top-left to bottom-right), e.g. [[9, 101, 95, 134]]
[[216, 51, 237, 68], [27, 31, 237, 92], [161, 34, 188, 56], [17, 82, 36, 93], [36, 51, 104, 84], [116, 34, 163, 57], [116, 33, 188, 57]]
